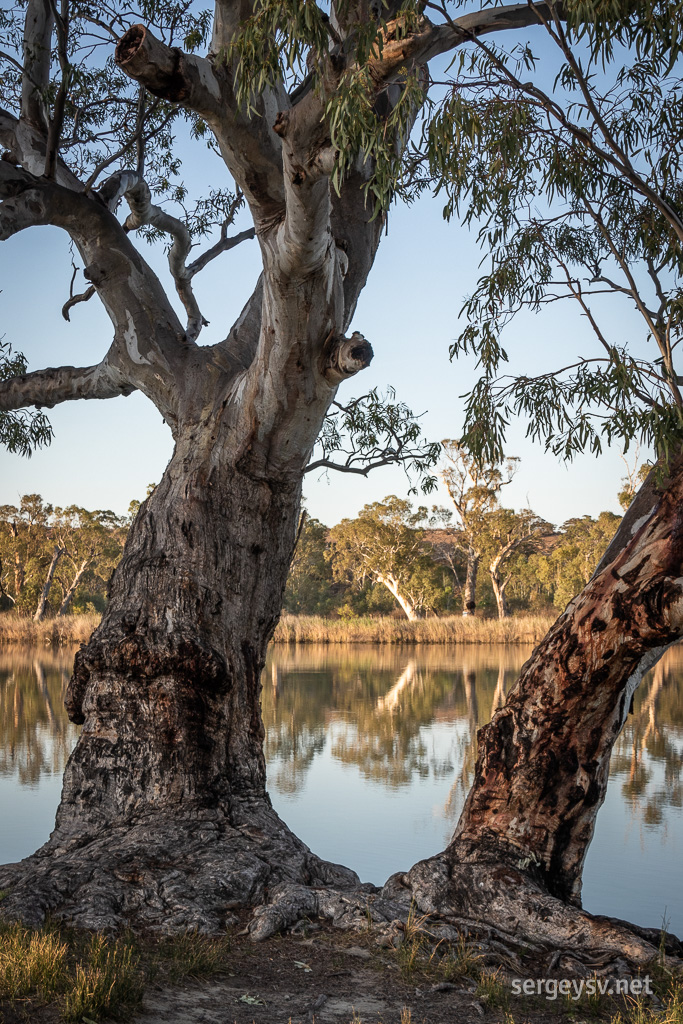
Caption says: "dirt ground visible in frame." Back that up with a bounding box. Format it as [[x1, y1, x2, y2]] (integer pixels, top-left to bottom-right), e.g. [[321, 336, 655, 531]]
[[127, 926, 630, 1024], [1, 920, 665, 1024]]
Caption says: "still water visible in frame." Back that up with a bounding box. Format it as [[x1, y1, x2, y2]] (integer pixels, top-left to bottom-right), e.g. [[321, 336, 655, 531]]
[[1, 644, 681, 934]]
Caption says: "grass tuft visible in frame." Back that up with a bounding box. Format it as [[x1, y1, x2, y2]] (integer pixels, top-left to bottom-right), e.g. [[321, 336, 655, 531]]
[[150, 933, 232, 983], [0, 920, 233, 1021], [61, 934, 143, 1022], [0, 921, 69, 1001]]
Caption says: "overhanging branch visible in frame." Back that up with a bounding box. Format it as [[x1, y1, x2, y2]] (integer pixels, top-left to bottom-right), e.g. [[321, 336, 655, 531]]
[[0, 359, 135, 413]]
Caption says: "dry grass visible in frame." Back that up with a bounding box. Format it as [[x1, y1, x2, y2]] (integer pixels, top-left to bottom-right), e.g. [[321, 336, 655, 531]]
[[0, 612, 100, 646], [272, 613, 556, 645], [0, 918, 232, 1021]]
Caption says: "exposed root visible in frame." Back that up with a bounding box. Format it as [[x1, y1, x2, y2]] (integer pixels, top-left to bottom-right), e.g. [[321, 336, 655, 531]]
[[381, 841, 682, 968], [0, 802, 358, 935], [1, 822, 680, 978]]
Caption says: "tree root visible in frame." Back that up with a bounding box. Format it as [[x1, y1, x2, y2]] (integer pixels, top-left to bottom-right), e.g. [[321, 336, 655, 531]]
[[246, 841, 683, 973], [1, 821, 680, 976], [0, 802, 358, 934]]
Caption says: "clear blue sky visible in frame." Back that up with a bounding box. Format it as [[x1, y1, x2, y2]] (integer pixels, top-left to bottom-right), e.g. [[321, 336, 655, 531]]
[[0, 39, 644, 528]]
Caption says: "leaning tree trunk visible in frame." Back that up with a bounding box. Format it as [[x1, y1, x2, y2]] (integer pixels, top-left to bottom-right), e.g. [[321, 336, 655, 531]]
[[378, 574, 421, 620], [385, 458, 683, 962], [57, 558, 89, 616], [462, 547, 478, 616]]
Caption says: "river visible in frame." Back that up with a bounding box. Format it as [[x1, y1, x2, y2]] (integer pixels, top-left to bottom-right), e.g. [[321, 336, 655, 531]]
[[1, 643, 681, 934]]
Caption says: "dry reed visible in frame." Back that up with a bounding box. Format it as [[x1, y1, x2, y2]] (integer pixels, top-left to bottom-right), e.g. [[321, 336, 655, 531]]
[[272, 614, 556, 645], [0, 612, 100, 646], [0, 611, 556, 646]]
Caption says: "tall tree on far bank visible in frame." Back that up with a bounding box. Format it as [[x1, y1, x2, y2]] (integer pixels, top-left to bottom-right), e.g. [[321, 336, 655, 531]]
[[439, 442, 517, 616], [480, 507, 550, 618], [329, 497, 443, 620]]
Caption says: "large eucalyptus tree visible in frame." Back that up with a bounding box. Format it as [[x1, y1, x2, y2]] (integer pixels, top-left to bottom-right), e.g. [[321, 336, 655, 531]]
[[1, 0, 681, 964]]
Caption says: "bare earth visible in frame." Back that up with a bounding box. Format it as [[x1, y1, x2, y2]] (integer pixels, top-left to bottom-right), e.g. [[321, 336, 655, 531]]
[[127, 927, 603, 1024]]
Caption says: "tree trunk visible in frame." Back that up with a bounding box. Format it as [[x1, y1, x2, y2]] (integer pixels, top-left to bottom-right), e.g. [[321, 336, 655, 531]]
[[379, 575, 420, 620], [57, 558, 89, 616], [387, 459, 683, 962], [11, 523, 25, 595], [33, 545, 63, 622], [462, 548, 478, 617], [490, 569, 509, 619], [0, 426, 358, 931]]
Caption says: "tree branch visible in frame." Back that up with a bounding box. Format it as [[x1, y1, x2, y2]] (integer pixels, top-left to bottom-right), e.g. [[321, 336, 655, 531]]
[[0, 108, 82, 189], [21, 0, 53, 130], [0, 360, 135, 413], [114, 24, 286, 223], [44, 0, 70, 179], [62, 285, 95, 321], [99, 169, 207, 342], [320, 331, 374, 385], [187, 226, 255, 278]]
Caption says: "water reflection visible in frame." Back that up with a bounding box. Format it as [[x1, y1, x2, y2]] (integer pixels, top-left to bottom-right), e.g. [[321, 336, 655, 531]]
[[262, 647, 529, 813], [0, 642, 681, 932], [0, 647, 79, 785]]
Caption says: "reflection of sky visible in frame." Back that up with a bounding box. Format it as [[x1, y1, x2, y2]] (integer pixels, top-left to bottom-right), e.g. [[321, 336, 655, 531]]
[[0, 775, 65, 864], [584, 755, 683, 935], [269, 719, 463, 884]]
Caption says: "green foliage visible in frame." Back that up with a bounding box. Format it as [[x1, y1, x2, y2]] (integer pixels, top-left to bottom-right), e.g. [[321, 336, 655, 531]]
[[0, 496, 127, 617], [311, 388, 440, 494], [228, 0, 425, 210], [283, 515, 341, 615], [0, 341, 52, 457], [328, 495, 447, 618], [416, 1, 683, 465], [534, 511, 622, 609]]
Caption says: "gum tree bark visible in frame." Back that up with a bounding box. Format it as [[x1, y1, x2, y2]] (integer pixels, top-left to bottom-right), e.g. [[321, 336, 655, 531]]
[[385, 458, 683, 960]]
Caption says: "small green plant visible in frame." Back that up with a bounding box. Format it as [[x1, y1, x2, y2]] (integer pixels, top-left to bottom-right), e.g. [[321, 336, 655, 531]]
[[476, 967, 510, 1011]]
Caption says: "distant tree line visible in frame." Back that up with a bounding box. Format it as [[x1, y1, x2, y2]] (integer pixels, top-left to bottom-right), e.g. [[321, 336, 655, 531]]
[[286, 444, 641, 620], [0, 495, 130, 620], [1, 453, 639, 622]]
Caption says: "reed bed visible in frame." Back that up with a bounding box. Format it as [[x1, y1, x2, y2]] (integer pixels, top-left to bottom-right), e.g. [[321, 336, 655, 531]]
[[272, 613, 556, 645], [0, 611, 556, 646], [0, 612, 100, 646]]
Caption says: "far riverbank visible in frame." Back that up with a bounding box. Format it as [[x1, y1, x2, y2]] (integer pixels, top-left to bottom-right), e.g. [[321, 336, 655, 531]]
[[0, 611, 556, 647]]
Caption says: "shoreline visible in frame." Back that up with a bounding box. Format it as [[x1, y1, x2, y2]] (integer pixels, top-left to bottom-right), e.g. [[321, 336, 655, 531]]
[[0, 611, 556, 647]]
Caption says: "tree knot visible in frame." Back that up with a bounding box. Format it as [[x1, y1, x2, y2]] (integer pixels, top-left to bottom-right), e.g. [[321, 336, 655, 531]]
[[321, 331, 374, 386]]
